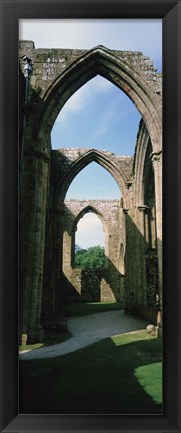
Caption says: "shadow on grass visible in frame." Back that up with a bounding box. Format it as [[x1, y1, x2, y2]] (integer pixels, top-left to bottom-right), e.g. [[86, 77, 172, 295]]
[[19, 331, 72, 352], [19, 332, 162, 415]]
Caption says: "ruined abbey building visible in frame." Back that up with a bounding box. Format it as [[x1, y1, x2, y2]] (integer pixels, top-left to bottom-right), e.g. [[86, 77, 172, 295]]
[[19, 41, 162, 344]]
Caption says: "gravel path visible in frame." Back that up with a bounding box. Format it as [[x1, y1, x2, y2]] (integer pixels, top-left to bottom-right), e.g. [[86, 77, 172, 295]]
[[19, 310, 147, 360]]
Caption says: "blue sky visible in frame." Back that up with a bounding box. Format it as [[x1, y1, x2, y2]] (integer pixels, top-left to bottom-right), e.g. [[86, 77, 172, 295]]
[[19, 19, 162, 248], [54, 75, 140, 200], [52, 76, 141, 155]]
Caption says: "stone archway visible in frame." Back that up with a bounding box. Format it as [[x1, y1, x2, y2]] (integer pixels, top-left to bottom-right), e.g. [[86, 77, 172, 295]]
[[44, 149, 128, 310], [133, 119, 162, 317], [31, 45, 162, 155], [72, 205, 108, 267], [51, 148, 131, 206], [19, 41, 162, 342], [60, 200, 125, 303]]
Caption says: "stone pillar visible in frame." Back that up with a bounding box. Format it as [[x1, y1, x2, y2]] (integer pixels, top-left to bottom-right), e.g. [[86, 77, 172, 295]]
[[124, 208, 137, 310], [151, 151, 162, 319], [124, 206, 149, 316], [49, 207, 63, 312], [19, 149, 50, 344], [63, 230, 72, 273], [138, 206, 147, 306]]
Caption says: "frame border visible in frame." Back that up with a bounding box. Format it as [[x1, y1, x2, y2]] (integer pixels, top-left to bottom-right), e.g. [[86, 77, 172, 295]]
[[0, 0, 181, 432]]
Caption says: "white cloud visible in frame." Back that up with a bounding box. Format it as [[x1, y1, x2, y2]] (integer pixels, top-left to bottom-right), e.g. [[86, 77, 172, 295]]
[[19, 19, 162, 71], [77, 213, 102, 230], [57, 85, 91, 127], [88, 93, 124, 143], [76, 213, 104, 249], [19, 19, 161, 53], [53, 76, 113, 129], [20, 18, 162, 139]]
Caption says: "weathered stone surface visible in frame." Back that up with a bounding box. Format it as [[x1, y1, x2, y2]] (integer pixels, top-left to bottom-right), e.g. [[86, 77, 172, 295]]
[[19, 42, 162, 343], [60, 199, 125, 303]]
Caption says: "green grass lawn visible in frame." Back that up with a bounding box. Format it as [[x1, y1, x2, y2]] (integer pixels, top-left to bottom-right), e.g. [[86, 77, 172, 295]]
[[63, 301, 124, 317], [19, 330, 162, 415]]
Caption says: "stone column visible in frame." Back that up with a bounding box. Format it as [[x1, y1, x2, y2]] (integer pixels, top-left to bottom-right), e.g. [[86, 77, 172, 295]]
[[63, 230, 72, 273], [137, 206, 147, 306], [151, 151, 162, 315], [19, 149, 50, 344], [124, 208, 136, 311]]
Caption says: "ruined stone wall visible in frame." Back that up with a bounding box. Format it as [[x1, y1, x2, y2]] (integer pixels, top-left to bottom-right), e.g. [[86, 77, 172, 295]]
[[41, 140, 159, 322], [131, 120, 160, 318], [61, 200, 125, 303], [52, 148, 133, 181], [19, 41, 162, 98], [19, 41, 162, 342], [50, 148, 134, 208], [41, 147, 131, 313]]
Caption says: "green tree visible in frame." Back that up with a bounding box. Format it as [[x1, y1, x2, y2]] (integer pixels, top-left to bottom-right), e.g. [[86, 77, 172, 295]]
[[75, 246, 105, 269]]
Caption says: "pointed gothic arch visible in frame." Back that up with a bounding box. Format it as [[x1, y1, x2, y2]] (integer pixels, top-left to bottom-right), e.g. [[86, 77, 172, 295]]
[[133, 119, 151, 206], [72, 205, 108, 268], [60, 149, 125, 201], [35, 45, 161, 156], [73, 204, 105, 229], [19, 42, 163, 343]]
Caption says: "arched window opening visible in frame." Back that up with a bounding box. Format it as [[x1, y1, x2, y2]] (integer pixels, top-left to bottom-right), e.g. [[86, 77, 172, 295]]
[[65, 161, 121, 200], [51, 75, 141, 156], [119, 242, 125, 274], [144, 140, 156, 250], [74, 212, 106, 270]]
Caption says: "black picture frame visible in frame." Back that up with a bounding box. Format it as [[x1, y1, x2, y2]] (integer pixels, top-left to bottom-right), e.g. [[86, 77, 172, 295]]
[[0, 0, 180, 432]]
